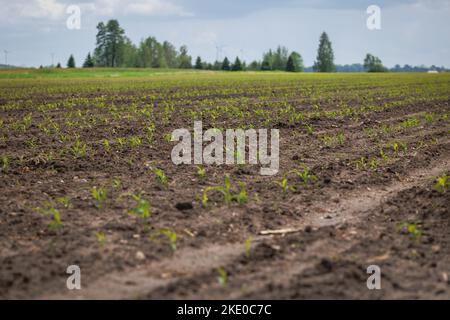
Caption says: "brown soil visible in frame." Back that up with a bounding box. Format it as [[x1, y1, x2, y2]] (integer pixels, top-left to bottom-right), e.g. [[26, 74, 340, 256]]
[[0, 75, 449, 299]]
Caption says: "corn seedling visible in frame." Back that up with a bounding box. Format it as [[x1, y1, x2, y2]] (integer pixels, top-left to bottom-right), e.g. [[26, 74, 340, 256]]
[[337, 133, 345, 145], [433, 174, 449, 193], [401, 117, 419, 129], [116, 137, 126, 149], [292, 167, 317, 185], [159, 228, 177, 251], [91, 186, 107, 209], [102, 139, 111, 153], [379, 148, 387, 161], [129, 194, 151, 223], [56, 196, 71, 209], [71, 137, 87, 158], [203, 175, 232, 206], [112, 178, 121, 189], [95, 231, 106, 246], [355, 157, 367, 170], [273, 178, 295, 194], [235, 182, 248, 205], [202, 175, 248, 207], [153, 168, 168, 187], [48, 208, 63, 231], [321, 135, 333, 147], [21, 113, 32, 132], [217, 267, 228, 287], [400, 142, 408, 152], [392, 142, 399, 154], [128, 136, 142, 148], [370, 158, 378, 170], [398, 222, 422, 241], [164, 133, 172, 143], [35, 206, 63, 231], [195, 165, 206, 181], [305, 124, 313, 135], [244, 237, 252, 258], [1, 155, 8, 171]]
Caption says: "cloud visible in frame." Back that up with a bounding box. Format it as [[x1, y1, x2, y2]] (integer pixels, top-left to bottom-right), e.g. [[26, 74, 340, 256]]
[[0, 0, 191, 24], [93, 0, 191, 17], [2, 0, 66, 21], [123, 0, 192, 16]]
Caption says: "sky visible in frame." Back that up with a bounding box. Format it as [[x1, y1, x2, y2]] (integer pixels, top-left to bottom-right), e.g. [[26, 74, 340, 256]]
[[1, 0, 449, 68]]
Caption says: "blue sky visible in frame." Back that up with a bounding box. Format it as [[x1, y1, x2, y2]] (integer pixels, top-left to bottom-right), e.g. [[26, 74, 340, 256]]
[[1, 0, 449, 67]]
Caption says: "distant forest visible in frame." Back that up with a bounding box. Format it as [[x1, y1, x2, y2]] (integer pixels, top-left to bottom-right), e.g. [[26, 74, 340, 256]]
[[32, 19, 449, 73]]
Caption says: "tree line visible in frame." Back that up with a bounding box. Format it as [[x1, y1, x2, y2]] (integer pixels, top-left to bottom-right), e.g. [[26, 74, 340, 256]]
[[58, 19, 436, 73]]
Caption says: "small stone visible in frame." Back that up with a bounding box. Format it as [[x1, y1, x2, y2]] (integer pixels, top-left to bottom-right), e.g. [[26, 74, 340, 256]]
[[135, 251, 146, 261], [431, 245, 440, 253]]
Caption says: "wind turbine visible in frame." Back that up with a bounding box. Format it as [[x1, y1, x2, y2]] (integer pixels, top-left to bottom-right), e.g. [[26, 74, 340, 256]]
[[240, 49, 245, 62], [215, 43, 227, 62], [3, 50, 9, 66]]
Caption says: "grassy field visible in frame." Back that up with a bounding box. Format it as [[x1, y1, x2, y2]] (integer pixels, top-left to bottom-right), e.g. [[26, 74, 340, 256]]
[[0, 70, 449, 299], [0, 67, 206, 79]]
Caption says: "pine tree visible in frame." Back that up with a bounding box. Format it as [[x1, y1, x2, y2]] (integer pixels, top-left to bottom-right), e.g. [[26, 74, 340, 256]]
[[83, 53, 95, 68], [313, 32, 335, 72], [67, 54, 76, 68], [56, 63, 62, 68], [93, 20, 125, 67], [232, 57, 243, 71], [195, 56, 203, 69], [222, 57, 230, 71]]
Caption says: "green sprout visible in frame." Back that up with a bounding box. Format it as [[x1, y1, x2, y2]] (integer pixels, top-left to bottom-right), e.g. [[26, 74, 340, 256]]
[[433, 174, 449, 193], [129, 194, 151, 222], [337, 133, 345, 145], [370, 158, 378, 170], [217, 267, 228, 287], [56, 196, 71, 209], [128, 136, 142, 148], [102, 139, 111, 153], [91, 186, 107, 209], [355, 157, 367, 170], [112, 178, 121, 189], [292, 166, 317, 185], [398, 222, 422, 241], [159, 228, 177, 251], [95, 231, 106, 246], [379, 148, 387, 161], [202, 175, 248, 207], [1, 155, 8, 171], [392, 142, 399, 154], [195, 165, 206, 181], [164, 133, 172, 143], [244, 237, 252, 258], [35, 206, 63, 231], [71, 137, 87, 158], [153, 168, 168, 187], [273, 178, 295, 194], [235, 182, 248, 205], [400, 142, 408, 152]]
